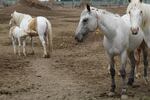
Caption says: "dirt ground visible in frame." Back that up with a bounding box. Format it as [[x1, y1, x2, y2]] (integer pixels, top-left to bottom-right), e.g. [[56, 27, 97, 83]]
[[0, 4, 150, 100]]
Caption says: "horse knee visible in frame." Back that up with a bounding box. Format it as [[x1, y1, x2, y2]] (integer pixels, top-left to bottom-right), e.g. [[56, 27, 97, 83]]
[[120, 69, 126, 79]]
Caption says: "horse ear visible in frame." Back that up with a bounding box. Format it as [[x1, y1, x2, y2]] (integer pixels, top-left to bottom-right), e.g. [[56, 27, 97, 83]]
[[86, 4, 90, 12], [11, 13, 14, 17], [128, 0, 131, 2]]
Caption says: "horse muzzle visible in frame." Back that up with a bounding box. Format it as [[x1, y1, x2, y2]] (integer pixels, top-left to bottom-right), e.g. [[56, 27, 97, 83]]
[[131, 27, 139, 35], [75, 35, 83, 42]]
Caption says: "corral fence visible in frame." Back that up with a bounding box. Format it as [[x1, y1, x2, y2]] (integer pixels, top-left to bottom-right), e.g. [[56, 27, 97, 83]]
[[1, 0, 150, 8], [0, 0, 19, 7], [0, 0, 51, 8], [55, 0, 150, 7]]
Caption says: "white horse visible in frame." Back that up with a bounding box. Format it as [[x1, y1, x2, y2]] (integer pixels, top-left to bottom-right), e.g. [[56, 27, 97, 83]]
[[127, 0, 149, 85], [9, 26, 29, 56], [75, 5, 144, 99], [10, 11, 53, 58]]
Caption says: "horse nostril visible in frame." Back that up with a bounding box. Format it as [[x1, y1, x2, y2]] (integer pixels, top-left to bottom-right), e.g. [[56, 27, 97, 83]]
[[137, 27, 139, 31], [131, 27, 139, 35], [133, 32, 138, 35], [75, 36, 78, 40]]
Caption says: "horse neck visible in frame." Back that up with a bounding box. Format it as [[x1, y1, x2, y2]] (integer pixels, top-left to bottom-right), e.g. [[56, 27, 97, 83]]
[[15, 14, 25, 25], [97, 12, 117, 39], [15, 13, 31, 26]]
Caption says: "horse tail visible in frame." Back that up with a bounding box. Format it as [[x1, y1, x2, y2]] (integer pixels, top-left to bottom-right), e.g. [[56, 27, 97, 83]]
[[45, 19, 53, 57]]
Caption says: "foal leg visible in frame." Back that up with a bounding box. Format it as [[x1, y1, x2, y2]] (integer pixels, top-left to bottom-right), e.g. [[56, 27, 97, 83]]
[[127, 51, 136, 86], [18, 38, 21, 56], [108, 55, 116, 97], [120, 51, 128, 99], [141, 44, 149, 85], [39, 36, 49, 58], [23, 39, 26, 56], [12, 37, 17, 54]]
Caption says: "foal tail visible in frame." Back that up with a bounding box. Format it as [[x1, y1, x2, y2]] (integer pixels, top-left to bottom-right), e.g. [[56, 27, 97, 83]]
[[46, 19, 53, 57]]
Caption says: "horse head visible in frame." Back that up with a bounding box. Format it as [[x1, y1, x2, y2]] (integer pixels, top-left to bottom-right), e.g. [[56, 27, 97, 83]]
[[127, 1, 143, 35], [75, 4, 98, 42]]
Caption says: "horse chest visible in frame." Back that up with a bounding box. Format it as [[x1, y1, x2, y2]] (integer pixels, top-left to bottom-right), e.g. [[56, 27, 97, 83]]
[[103, 37, 125, 55]]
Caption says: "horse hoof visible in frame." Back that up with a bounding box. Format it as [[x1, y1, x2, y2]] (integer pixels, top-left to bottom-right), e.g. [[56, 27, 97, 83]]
[[43, 54, 50, 58], [143, 77, 149, 85], [127, 78, 134, 86], [121, 94, 128, 100], [108, 92, 115, 97], [30, 52, 35, 55], [135, 73, 141, 79]]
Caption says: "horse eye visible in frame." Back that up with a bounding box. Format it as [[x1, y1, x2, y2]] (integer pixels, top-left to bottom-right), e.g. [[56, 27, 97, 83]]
[[140, 11, 143, 14], [129, 11, 131, 14], [83, 18, 88, 23]]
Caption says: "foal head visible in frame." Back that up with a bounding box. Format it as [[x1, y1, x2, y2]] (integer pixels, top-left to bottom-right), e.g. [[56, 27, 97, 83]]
[[75, 4, 98, 42], [9, 18, 16, 27]]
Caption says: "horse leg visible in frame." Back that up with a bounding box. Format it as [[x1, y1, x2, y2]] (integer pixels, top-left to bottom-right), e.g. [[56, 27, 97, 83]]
[[12, 37, 17, 55], [141, 43, 149, 85], [120, 51, 128, 99], [39, 36, 49, 58], [23, 39, 26, 56], [127, 51, 136, 86], [108, 55, 116, 97], [135, 48, 141, 78], [18, 38, 21, 56], [30, 37, 34, 55]]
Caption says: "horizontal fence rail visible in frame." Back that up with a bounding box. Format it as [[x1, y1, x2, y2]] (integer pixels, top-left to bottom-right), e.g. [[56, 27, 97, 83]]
[[55, 0, 150, 6]]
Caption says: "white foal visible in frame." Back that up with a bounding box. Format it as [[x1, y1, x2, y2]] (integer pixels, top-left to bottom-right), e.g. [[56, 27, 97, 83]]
[[9, 26, 29, 56]]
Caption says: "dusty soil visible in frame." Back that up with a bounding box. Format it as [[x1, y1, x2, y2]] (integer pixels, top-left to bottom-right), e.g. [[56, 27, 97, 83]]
[[0, 4, 150, 100]]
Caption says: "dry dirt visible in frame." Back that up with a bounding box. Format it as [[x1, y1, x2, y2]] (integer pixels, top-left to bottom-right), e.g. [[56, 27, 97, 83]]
[[0, 4, 150, 100]]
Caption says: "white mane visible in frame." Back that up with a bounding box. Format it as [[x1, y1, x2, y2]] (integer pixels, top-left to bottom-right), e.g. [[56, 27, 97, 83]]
[[11, 11, 32, 25]]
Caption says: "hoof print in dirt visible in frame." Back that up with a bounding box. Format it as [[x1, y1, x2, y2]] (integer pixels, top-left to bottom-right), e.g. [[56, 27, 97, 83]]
[[43, 54, 50, 58]]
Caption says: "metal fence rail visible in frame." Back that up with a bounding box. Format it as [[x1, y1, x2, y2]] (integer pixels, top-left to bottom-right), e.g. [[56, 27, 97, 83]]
[[56, 0, 150, 6]]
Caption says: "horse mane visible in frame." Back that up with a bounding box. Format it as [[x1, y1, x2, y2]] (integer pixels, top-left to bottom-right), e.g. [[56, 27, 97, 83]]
[[13, 11, 32, 25], [98, 9, 121, 18]]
